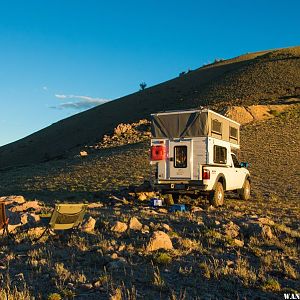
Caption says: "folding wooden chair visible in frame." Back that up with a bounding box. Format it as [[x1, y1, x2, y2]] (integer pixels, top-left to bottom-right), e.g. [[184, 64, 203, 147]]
[[0, 202, 10, 237], [34, 203, 88, 241]]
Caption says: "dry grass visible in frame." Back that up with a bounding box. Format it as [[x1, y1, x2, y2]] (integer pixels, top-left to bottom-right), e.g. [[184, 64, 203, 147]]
[[0, 106, 299, 299]]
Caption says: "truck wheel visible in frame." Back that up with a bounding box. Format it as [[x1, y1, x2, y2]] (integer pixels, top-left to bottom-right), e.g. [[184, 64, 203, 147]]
[[209, 182, 224, 207], [239, 179, 251, 200]]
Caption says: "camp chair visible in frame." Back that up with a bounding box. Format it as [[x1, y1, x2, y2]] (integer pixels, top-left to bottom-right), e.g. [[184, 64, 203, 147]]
[[0, 202, 10, 237], [35, 203, 88, 241]]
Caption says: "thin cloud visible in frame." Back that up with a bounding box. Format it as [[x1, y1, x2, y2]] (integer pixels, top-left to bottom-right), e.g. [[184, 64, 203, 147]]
[[51, 94, 110, 110], [42, 86, 48, 91]]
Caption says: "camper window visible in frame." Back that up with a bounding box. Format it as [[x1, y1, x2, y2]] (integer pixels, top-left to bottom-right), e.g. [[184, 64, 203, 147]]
[[213, 145, 227, 164], [212, 119, 222, 135], [230, 126, 238, 140], [174, 146, 187, 168]]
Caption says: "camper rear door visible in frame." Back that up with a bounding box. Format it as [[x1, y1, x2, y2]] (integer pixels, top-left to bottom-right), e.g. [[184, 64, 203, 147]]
[[168, 140, 192, 179]]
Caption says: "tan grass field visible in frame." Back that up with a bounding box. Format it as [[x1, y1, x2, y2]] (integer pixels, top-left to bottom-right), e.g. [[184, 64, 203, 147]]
[[0, 47, 299, 299]]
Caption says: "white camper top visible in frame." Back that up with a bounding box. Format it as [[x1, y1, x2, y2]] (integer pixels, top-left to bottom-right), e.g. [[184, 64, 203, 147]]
[[151, 108, 240, 146], [151, 108, 240, 126]]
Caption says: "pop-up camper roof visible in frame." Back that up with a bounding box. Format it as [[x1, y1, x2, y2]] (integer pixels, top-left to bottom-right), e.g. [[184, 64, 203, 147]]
[[151, 108, 240, 145]]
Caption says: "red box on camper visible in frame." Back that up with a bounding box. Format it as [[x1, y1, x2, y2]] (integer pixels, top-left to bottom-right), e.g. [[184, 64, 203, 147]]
[[151, 145, 166, 161]]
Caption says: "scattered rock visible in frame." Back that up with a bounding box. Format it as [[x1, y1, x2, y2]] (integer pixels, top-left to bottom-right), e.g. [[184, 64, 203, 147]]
[[111, 253, 118, 259], [88, 203, 104, 209], [27, 227, 46, 237], [233, 239, 244, 247], [111, 221, 128, 233], [11, 200, 41, 213], [161, 223, 171, 231], [128, 217, 143, 231], [80, 283, 93, 290], [0, 195, 26, 205], [107, 258, 127, 271], [20, 213, 40, 225], [261, 225, 273, 239], [157, 208, 168, 214], [118, 245, 126, 251], [257, 217, 275, 226], [137, 192, 156, 201], [141, 225, 150, 234], [80, 151, 88, 157], [146, 231, 173, 252], [223, 221, 240, 239], [241, 221, 273, 239], [140, 209, 159, 215], [81, 217, 96, 232], [191, 206, 203, 213]]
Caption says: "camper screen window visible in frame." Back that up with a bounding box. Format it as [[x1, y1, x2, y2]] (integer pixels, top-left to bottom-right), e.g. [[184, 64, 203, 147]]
[[213, 145, 227, 164], [174, 146, 187, 168], [212, 119, 222, 135], [230, 126, 238, 140]]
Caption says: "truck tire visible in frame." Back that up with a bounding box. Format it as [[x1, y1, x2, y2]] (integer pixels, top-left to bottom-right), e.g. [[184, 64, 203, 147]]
[[239, 179, 251, 200], [209, 182, 224, 207]]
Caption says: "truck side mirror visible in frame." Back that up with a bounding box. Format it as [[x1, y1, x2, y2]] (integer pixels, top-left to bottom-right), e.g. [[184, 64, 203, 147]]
[[240, 162, 249, 168]]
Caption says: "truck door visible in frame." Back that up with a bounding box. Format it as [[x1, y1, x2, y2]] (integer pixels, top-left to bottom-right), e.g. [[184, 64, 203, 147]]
[[168, 140, 192, 179], [227, 153, 246, 189]]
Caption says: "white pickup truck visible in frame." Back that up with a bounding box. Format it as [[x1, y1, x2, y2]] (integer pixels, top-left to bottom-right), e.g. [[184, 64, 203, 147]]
[[150, 108, 250, 206]]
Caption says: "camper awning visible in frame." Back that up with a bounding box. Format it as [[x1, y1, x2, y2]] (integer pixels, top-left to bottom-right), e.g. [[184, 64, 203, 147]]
[[151, 111, 209, 138]]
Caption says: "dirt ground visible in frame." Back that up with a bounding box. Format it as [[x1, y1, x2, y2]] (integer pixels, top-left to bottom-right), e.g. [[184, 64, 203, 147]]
[[0, 106, 299, 299]]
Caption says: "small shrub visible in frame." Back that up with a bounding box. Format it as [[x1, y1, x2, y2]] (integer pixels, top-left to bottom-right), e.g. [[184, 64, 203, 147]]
[[152, 267, 165, 287], [48, 293, 62, 300], [199, 262, 211, 279], [262, 278, 281, 292], [269, 109, 280, 117], [154, 252, 172, 265]]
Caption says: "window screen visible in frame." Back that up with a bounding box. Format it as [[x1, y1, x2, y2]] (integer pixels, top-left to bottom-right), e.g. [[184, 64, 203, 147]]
[[230, 126, 238, 140], [213, 145, 227, 164], [212, 119, 222, 135], [174, 146, 187, 168]]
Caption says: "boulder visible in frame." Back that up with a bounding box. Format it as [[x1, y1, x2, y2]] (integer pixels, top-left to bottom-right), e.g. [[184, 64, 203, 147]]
[[80, 151, 88, 157], [146, 231, 173, 252], [81, 217, 96, 232], [11, 200, 41, 213], [242, 221, 273, 239], [0, 195, 26, 205], [223, 221, 240, 239], [224, 106, 254, 124], [128, 217, 143, 231], [111, 221, 128, 233]]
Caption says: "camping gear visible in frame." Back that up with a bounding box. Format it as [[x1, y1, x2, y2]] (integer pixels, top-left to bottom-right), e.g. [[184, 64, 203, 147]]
[[169, 204, 186, 212], [150, 198, 163, 207], [34, 203, 88, 241]]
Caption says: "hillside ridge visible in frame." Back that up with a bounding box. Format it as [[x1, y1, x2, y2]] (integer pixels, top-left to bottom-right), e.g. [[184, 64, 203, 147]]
[[1, 46, 299, 168]]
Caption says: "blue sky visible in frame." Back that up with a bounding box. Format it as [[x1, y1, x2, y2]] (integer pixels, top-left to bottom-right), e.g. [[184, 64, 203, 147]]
[[0, 0, 299, 146]]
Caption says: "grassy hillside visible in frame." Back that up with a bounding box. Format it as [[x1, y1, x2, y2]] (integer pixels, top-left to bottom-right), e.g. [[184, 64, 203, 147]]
[[0, 46, 299, 168], [0, 105, 299, 299]]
